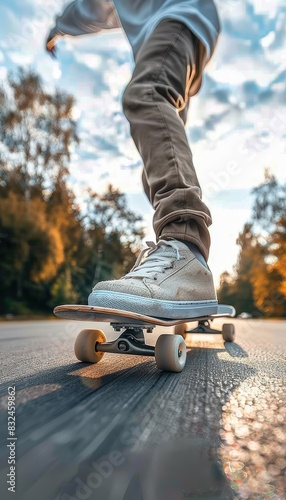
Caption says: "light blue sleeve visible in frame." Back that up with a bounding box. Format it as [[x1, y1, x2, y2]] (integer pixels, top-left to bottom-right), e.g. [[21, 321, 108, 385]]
[[53, 0, 121, 37]]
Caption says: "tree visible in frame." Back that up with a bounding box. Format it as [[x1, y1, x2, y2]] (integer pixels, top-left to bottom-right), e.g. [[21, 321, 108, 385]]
[[217, 271, 236, 308], [0, 67, 78, 200], [248, 239, 284, 317], [217, 224, 257, 315], [218, 171, 286, 317], [0, 68, 79, 312], [0, 194, 64, 312], [250, 171, 286, 315], [0, 68, 146, 314], [251, 168, 286, 232], [49, 269, 78, 306], [84, 185, 145, 288], [271, 217, 286, 291]]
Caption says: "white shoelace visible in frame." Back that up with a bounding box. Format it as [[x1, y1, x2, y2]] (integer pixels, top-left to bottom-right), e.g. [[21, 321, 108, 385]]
[[123, 240, 184, 280]]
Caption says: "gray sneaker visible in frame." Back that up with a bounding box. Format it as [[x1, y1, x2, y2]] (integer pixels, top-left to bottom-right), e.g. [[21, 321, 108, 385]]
[[88, 239, 218, 319]]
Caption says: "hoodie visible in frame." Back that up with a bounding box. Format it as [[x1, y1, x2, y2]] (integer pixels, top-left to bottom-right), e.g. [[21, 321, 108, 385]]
[[51, 0, 220, 60]]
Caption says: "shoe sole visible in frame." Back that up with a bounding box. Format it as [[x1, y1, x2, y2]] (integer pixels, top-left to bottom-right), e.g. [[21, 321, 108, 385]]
[[88, 291, 218, 319]]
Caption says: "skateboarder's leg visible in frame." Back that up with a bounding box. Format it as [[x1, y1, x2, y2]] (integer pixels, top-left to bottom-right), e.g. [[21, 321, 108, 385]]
[[88, 20, 218, 318], [122, 20, 211, 261]]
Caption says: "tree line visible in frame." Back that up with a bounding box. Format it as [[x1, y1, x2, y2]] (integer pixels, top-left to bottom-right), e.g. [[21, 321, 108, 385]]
[[218, 170, 286, 317], [0, 69, 144, 315]]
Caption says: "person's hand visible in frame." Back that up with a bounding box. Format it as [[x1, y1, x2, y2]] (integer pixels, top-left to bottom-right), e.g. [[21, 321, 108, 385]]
[[46, 28, 60, 58]]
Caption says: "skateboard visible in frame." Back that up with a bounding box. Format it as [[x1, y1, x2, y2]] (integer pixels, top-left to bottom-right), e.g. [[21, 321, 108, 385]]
[[54, 304, 236, 373]]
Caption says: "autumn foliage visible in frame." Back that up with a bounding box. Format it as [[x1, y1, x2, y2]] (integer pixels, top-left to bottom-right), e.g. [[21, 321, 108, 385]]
[[218, 171, 286, 317], [0, 69, 144, 315]]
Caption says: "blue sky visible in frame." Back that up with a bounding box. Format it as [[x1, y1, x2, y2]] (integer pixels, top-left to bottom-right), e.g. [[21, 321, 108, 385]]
[[0, 0, 285, 285]]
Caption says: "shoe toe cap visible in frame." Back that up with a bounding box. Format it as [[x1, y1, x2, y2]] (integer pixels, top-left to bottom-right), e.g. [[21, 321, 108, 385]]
[[91, 278, 151, 297]]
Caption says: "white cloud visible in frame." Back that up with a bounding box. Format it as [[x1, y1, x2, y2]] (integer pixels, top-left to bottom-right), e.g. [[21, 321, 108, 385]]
[[0, 66, 8, 80], [251, 0, 281, 17], [74, 52, 102, 70], [7, 51, 35, 65]]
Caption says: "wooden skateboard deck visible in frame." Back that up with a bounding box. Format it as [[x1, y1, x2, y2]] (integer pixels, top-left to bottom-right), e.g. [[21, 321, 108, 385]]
[[53, 304, 235, 326]]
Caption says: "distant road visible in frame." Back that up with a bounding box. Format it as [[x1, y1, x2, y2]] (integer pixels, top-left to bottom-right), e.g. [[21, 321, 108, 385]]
[[0, 318, 285, 500]]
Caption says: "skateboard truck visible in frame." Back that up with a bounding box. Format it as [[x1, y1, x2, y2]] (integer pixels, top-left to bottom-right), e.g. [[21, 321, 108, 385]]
[[96, 326, 155, 357], [110, 323, 155, 333], [186, 319, 222, 334]]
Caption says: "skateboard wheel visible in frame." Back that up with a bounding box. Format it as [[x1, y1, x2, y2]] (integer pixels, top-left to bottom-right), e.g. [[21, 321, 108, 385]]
[[174, 323, 188, 339], [155, 334, 187, 373], [222, 323, 235, 342], [74, 329, 106, 363]]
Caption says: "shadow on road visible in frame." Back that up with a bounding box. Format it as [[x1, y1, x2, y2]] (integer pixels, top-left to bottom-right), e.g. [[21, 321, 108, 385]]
[[224, 342, 249, 358]]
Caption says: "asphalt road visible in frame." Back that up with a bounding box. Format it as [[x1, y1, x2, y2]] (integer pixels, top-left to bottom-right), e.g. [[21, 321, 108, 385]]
[[0, 318, 285, 500]]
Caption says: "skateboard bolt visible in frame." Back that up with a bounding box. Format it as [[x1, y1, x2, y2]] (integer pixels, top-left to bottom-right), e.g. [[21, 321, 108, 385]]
[[178, 349, 182, 357], [118, 341, 129, 352]]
